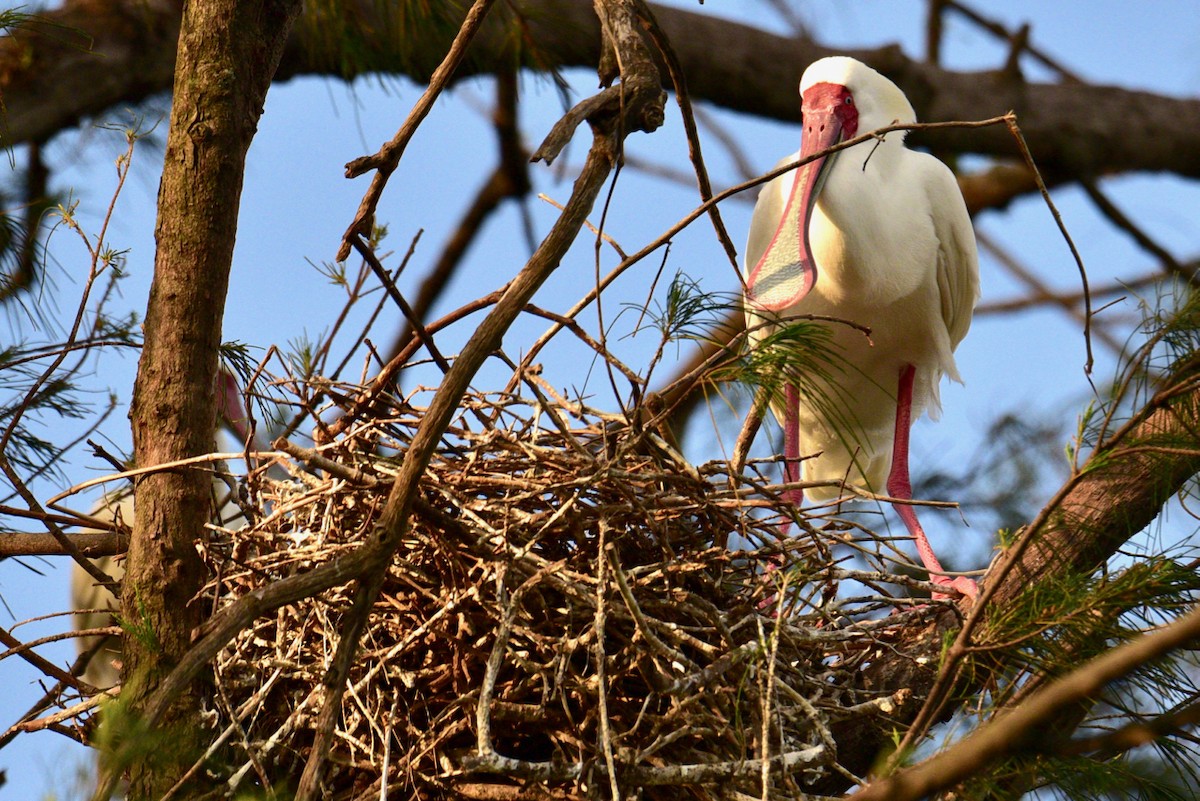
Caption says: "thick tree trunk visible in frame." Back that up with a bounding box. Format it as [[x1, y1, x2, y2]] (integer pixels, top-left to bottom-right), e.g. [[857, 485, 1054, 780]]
[[117, 0, 300, 796]]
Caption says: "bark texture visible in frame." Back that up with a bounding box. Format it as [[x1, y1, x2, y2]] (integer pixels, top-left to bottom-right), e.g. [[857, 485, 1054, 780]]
[[117, 0, 300, 796]]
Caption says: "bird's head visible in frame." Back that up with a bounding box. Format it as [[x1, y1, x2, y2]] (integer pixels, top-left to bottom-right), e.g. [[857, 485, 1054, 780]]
[[745, 57, 916, 312], [799, 57, 915, 146]]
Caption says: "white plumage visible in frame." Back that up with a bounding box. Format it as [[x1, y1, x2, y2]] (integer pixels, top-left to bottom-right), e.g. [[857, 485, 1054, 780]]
[[71, 493, 131, 689], [743, 57, 980, 598]]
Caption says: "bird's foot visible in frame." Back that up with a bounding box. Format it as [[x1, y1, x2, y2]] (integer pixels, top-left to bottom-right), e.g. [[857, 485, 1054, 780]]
[[931, 575, 979, 603]]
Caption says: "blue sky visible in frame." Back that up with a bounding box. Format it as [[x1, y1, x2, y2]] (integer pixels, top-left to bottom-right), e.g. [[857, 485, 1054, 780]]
[[3, 1, 1200, 796]]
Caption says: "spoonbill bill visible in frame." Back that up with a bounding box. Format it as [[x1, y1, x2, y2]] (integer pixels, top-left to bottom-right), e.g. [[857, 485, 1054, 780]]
[[743, 56, 980, 600]]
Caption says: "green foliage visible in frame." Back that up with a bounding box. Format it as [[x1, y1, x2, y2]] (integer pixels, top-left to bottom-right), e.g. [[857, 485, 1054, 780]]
[[1077, 283, 1200, 467], [965, 554, 1200, 798], [287, 333, 321, 379], [220, 341, 258, 383], [0, 114, 149, 501], [732, 315, 842, 402], [0, 8, 31, 37], [0, 168, 58, 306], [0, 354, 90, 483], [629, 272, 869, 470], [120, 584, 163, 658], [637, 271, 736, 347], [941, 286, 1200, 799], [730, 307, 872, 470], [299, 0, 461, 80], [962, 752, 1197, 801], [92, 694, 207, 793], [296, 1, 521, 83], [633, 270, 740, 387], [983, 556, 1199, 688], [293, 0, 570, 115], [221, 341, 290, 438], [312, 257, 349, 288]]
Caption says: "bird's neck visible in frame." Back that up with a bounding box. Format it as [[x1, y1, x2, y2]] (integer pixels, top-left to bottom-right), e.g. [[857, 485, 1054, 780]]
[[809, 143, 908, 299]]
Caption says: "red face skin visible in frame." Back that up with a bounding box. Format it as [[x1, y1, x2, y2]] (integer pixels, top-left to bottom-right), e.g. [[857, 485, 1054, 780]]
[[746, 82, 859, 311], [800, 82, 860, 156]]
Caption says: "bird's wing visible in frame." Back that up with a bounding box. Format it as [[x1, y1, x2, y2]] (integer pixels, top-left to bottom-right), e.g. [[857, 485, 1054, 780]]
[[927, 159, 980, 351]]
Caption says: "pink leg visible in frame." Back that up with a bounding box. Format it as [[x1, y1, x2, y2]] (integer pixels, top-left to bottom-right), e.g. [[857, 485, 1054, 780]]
[[783, 384, 804, 509], [886, 365, 977, 601], [758, 385, 804, 611]]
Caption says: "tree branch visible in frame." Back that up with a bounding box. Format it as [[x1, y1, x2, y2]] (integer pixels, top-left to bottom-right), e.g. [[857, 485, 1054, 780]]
[[5, 0, 1200, 180], [0, 530, 125, 557], [854, 604, 1200, 801]]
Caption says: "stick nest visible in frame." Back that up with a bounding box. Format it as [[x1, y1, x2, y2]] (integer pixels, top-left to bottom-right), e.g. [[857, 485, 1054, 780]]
[[76, 382, 939, 799]]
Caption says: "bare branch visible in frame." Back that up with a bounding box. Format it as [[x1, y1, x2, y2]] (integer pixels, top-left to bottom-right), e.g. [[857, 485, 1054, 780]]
[[335, 0, 500, 261]]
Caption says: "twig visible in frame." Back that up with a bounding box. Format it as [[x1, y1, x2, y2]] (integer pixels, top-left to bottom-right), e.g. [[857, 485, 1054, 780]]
[[595, 525, 621, 801], [385, 68, 529, 374], [0, 625, 88, 690], [732, 390, 768, 479], [8, 687, 118, 734], [633, 0, 738, 272], [271, 438, 387, 487], [336, 0, 500, 261], [1057, 696, 1200, 759], [1002, 114, 1094, 375], [475, 566, 511, 757], [458, 745, 828, 785], [352, 234, 452, 374]]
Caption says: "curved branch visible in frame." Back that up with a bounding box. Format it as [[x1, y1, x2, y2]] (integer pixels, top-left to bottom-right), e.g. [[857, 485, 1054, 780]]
[[4, 0, 1200, 181]]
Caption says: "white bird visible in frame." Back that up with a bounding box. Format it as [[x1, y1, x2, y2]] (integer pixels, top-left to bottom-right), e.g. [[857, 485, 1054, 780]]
[[72, 369, 259, 688], [743, 57, 980, 600]]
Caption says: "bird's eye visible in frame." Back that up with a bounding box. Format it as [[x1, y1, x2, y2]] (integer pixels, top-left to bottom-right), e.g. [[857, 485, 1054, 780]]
[[844, 95, 854, 105]]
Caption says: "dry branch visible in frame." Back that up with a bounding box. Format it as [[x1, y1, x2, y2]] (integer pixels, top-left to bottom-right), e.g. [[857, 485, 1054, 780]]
[[335, 0, 499, 262]]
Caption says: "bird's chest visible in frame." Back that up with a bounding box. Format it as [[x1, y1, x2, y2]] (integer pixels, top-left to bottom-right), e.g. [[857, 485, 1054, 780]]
[[799, 225, 924, 321], [798, 221, 941, 365], [806, 167, 934, 312]]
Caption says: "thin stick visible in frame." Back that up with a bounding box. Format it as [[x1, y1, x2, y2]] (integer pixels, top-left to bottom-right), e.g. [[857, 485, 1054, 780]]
[[1003, 115, 1094, 375], [335, 0, 500, 262]]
